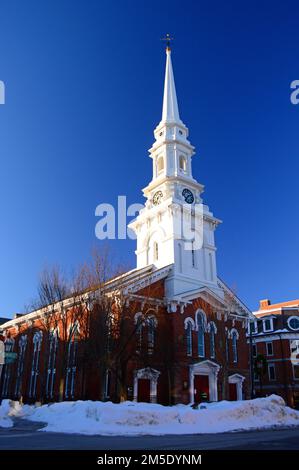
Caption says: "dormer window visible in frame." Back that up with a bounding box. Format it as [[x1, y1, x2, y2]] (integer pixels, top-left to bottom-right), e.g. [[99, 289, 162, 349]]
[[179, 155, 187, 173], [263, 318, 273, 332], [157, 156, 164, 175]]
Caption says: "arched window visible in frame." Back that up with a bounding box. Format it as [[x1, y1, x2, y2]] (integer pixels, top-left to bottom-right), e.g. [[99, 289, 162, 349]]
[[65, 323, 79, 399], [29, 331, 43, 398], [179, 155, 187, 172], [154, 242, 159, 261], [225, 329, 229, 362], [15, 335, 27, 398], [196, 311, 206, 357], [46, 331, 58, 399], [231, 329, 239, 363], [1, 338, 14, 397], [134, 313, 157, 355], [209, 322, 216, 359], [135, 313, 144, 352], [147, 316, 157, 355], [186, 321, 193, 356], [232, 332, 238, 363], [157, 156, 164, 174]]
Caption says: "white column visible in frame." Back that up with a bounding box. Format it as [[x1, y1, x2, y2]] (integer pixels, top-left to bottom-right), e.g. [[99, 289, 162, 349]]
[[150, 379, 157, 403], [133, 375, 138, 402]]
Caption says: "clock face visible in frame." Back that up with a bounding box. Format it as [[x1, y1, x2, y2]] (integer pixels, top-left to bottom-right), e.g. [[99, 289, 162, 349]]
[[153, 190, 163, 205], [182, 188, 194, 204]]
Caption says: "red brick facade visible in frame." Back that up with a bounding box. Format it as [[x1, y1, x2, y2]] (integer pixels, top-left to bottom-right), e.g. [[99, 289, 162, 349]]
[[0, 275, 251, 406], [250, 299, 299, 409]]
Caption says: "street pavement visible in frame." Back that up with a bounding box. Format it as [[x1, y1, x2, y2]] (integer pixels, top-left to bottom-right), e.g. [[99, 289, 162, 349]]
[[0, 419, 299, 450]]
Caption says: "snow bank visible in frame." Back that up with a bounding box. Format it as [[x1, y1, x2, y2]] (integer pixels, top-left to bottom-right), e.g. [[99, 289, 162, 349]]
[[1, 395, 299, 435], [0, 400, 13, 428]]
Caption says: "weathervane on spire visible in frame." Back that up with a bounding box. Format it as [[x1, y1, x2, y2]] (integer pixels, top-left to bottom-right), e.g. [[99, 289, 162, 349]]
[[161, 33, 174, 51]]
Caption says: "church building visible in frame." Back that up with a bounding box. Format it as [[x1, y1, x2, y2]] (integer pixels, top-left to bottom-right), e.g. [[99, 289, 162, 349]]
[[0, 45, 252, 405]]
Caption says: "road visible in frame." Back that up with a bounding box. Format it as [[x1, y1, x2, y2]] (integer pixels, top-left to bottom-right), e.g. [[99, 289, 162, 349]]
[[0, 419, 299, 450]]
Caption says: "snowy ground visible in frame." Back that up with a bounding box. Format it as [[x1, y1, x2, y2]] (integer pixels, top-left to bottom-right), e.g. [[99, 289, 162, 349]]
[[1, 395, 299, 436]]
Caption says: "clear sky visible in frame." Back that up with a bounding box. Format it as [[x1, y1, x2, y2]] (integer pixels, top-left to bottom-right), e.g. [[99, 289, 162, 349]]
[[0, 0, 298, 317]]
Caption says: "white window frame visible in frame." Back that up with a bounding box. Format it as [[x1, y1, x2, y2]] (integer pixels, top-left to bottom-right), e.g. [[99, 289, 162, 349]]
[[179, 155, 187, 173], [293, 363, 299, 380], [184, 317, 195, 358], [157, 155, 164, 175], [185, 321, 193, 357], [262, 317, 273, 333], [288, 316, 299, 331], [46, 332, 58, 399], [29, 331, 43, 399], [266, 341, 273, 357], [207, 321, 217, 359], [1, 338, 15, 397], [15, 335, 27, 398], [196, 311, 206, 358], [147, 316, 156, 355], [65, 323, 80, 399], [232, 332, 238, 363]]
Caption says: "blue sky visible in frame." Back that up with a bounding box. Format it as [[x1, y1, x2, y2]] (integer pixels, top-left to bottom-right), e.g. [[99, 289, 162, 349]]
[[0, 0, 298, 317]]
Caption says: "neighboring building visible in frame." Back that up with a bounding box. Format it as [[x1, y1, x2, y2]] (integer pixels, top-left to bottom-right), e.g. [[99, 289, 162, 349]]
[[0, 317, 10, 326], [249, 299, 299, 409], [0, 45, 252, 405]]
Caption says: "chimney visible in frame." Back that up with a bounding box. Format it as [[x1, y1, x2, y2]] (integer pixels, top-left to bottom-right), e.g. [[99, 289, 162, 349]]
[[259, 299, 271, 310]]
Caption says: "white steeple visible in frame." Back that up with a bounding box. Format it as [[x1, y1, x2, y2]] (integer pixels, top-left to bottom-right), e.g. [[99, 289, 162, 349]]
[[161, 48, 182, 124], [128, 44, 223, 299]]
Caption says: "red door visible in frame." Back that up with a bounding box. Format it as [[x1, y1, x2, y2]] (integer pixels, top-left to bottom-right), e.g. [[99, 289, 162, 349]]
[[137, 379, 150, 402], [229, 383, 237, 401], [194, 375, 209, 403]]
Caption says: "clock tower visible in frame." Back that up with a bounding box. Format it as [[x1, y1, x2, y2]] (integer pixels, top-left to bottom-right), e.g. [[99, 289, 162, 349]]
[[128, 45, 223, 298]]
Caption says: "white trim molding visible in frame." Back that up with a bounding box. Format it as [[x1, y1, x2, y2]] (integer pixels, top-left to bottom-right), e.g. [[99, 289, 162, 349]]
[[195, 309, 208, 332], [184, 317, 195, 330], [133, 367, 161, 403], [262, 317, 274, 333], [228, 373, 245, 400], [288, 316, 299, 331], [228, 327, 239, 340], [189, 360, 220, 403], [207, 321, 218, 334]]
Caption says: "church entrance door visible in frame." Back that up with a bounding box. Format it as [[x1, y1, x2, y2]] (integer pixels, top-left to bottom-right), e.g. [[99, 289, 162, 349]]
[[194, 375, 209, 403], [137, 378, 150, 402]]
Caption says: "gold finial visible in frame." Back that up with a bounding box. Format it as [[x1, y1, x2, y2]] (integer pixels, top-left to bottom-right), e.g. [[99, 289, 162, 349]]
[[161, 33, 174, 51]]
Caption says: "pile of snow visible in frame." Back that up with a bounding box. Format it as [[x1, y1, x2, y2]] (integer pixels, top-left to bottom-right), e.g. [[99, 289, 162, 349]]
[[0, 400, 13, 428], [1, 395, 299, 435]]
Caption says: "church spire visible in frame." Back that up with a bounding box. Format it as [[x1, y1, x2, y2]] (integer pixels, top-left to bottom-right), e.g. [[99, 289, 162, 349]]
[[161, 47, 181, 124]]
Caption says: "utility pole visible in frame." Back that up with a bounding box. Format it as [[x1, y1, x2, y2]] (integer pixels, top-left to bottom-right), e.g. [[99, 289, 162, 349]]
[[0, 336, 5, 405], [248, 322, 255, 399]]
